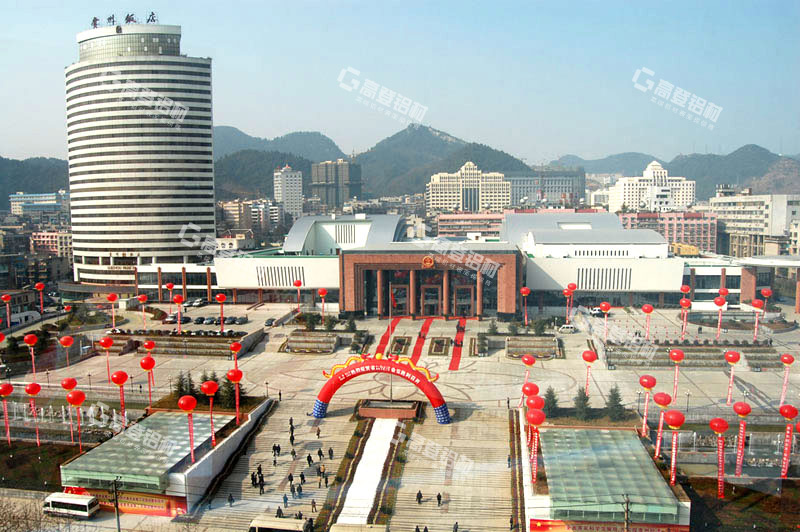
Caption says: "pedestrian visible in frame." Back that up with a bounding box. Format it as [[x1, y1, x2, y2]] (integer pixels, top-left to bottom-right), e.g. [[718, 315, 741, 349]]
[[283, 493, 288, 508], [272, 443, 277, 456], [291, 449, 297, 460], [509, 515, 514, 530], [316, 427, 321, 438], [300, 472, 305, 484], [279, 390, 282, 401], [251, 471, 256, 487], [289, 417, 293, 428], [273, 457, 277, 467], [320, 464, 325, 475], [297, 484, 303, 498], [416, 527, 421, 532], [276, 507, 283, 518], [453, 523, 459, 532], [291, 484, 296, 498], [227, 493, 234, 507], [437, 492, 442, 506], [290, 434, 295, 446], [317, 448, 324, 461], [507, 454, 511, 468], [316, 465, 321, 476], [257, 463, 262, 476], [297, 510, 303, 520], [307, 453, 313, 466], [507, 397, 510, 409], [259, 479, 265, 495], [416, 490, 423, 504], [207, 499, 211, 511], [276, 444, 281, 456], [324, 474, 328, 488], [288, 473, 294, 484], [290, 425, 295, 436], [424, 527, 429, 532], [311, 499, 317, 512], [328, 447, 334, 460], [318, 477, 322, 488]]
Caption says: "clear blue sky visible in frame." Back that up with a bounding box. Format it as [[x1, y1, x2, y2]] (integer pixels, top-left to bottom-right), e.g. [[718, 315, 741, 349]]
[[1, 0, 798, 162]]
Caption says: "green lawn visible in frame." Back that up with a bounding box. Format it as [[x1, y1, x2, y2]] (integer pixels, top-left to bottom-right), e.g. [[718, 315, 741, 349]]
[[0, 441, 81, 491]]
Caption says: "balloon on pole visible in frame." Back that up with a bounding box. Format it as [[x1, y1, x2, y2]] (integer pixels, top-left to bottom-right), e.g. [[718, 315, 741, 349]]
[[520, 287, 531, 326], [751, 299, 764, 342], [522, 382, 540, 397], [639, 375, 656, 436], [66, 389, 86, 452], [166, 282, 175, 313], [779, 353, 795, 407], [779, 404, 798, 479], [669, 349, 684, 399], [582, 350, 597, 396], [724, 351, 740, 406], [230, 341, 242, 370], [23, 333, 38, 381], [562, 288, 573, 324], [293, 280, 302, 313], [760, 288, 772, 316], [99, 337, 114, 384], [111, 371, 128, 428], [0, 383, 13, 446], [679, 298, 691, 341], [137, 294, 148, 330], [178, 395, 198, 463], [25, 382, 41, 447], [173, 295, 185, 334], [732, 401, 751, 477], [1, 293, 11, 328], [107, 293, 118, 329], [215, 293, 226, 333], [653, 392, 672, 458], [59, 335, 74, 367], [34, 282, 45, 314], [201, 380, 219, 447], [567, 283, 577, 319], [664, 410, 685, 486], [641, 304, 654, 340], [227, 369, 243, 425], [599, 301, 611, 342], [61, 378, 78, 443], [140, 356, 156, 409], [709, 417, 729, 499], [526, 408, 546, 484], [318, 288, 328, 321], [143, 340, 156, 384]]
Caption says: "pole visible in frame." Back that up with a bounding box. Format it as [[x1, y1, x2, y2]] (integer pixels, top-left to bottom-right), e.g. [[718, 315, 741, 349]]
[[2, 399, 9, 446], [30, 398, 40, 447], [220, 302, 224, 333], [716, 308, 722, 340], [29, 346, 37, 381], [623, 494, 630, 532], [517, 369, 529, 408], [604, 312, 608, 343], [781, 423, 793, 478], [111, 303, 116, 329], [753, 311, 760, 342], [235, 383, 240, 425], [669, 431, 679, 485], [735, 420, 747, 477], [209, 397, 216, 447], [68, 405, 74, 443], [672, 365, 680, 400], [77, 406, 83, 452], [654, 411, 665, 458], [524, 297, 528, 327], [641, 391, 650, 436], [296, 287, 301, 313], [5, 301, 9, 328], [106, 349, 111, 384], [113, 478, 121, 532], [716, 435, 725, 499], [187, 412, 195, 463], [726, 366, 735, 406], [585, 365, 591, 396], [780, 366, 790, 407], [142, 307, 147, 331]]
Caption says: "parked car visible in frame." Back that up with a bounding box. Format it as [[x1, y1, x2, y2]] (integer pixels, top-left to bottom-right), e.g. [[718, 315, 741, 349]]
[[203, 317, 215, 325], [193, 317, 204, 325], [163, 315, 177, 324], [214, 317, 222, 325], [558, 324, 576, 334], [264, 318, 275, 327], [235, 316, 248, 325], [181, 316, 191, 324], [224, 317, 236, 325]]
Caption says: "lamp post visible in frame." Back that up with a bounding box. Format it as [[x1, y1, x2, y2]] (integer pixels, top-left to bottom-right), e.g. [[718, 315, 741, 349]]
[[684, 391, 691, 411]]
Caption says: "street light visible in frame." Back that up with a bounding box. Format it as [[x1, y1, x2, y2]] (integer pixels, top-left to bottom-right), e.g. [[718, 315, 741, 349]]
[[637, 391, 643, 415], [88, 373, 92, 391], [685, 391, 691, 411], [264, 381, 269, 398]]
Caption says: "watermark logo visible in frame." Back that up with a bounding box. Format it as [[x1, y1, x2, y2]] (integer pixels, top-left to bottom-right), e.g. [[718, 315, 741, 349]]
[[337, 66, 428, 127], [103, 71, 188, 129], [90, 401, 176, 455], [393, 421, 474, 474], [409, 223, 499, 283], [632, 67, 722, 130], [178, 223, 254, 259]]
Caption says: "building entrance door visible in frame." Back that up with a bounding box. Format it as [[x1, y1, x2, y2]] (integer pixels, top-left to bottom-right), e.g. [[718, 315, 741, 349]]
[[389, 283, 409, 316], [453, 285, 475, 317], [420, 284, 442, 316]]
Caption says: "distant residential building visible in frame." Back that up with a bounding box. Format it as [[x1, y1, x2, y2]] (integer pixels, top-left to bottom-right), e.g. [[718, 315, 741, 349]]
[[789, 221, 800, 256], [619, 211, 717, 253], [607, 161, 695, 213], [437, 212, 504, 238], [0, 230, 30, 255], [505, 168, 586, 206], [9, 190, 69, 216], [709, 186, 800, 257], [670, 243, 701, 257], [587, 173, 622, 186], [31, 231, 74, 267], [273, 165, 303, 221], [590, 189, 610, 209], [216, 230, 256, 254], [425, 162, 511, 214], [311, 159, 362, 208]]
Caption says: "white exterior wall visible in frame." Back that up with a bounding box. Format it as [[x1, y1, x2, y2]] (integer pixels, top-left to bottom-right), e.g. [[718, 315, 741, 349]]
[[214, 256, 339, 289], [527, 257, 686, 292]]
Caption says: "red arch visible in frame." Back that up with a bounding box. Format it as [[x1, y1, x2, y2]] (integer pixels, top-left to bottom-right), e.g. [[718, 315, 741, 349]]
[[313, 359, 451, 423]]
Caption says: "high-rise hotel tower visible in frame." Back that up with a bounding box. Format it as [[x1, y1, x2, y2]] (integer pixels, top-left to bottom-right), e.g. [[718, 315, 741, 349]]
[[65, 22, 215, 288]]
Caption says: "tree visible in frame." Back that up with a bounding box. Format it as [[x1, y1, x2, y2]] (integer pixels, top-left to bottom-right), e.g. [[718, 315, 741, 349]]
[[174, 370, 186, 397], [508, 321, 519, 336], [304, 313, 320, 331], [487, 319, 498, 335], [219, 378, 236, 409], [573, 388, 590, 421], [346, 317, 356, 333], [605, 385, 626, 421], [324, 316, 337, 331], [186, 372, 197, 398], [543, 386, 559, 418], [532, 319, 546, 336], [6, 335, 19, 353]]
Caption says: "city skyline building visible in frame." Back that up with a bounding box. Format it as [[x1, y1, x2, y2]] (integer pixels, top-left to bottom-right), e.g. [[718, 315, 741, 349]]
[[607, 161, 695, 213], [425, 162, 511, 214], [273, 164, 303, 221], [311, 159, 362, 208]]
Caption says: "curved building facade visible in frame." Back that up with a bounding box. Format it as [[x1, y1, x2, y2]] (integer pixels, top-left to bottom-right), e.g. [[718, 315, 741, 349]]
[[65, 23, 215, 287]]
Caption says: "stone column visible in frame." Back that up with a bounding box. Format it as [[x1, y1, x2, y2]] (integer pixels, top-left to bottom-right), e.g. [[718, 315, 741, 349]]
[[377, 270, 384, 318], [206, 267, 213, 302], [157, 267, 163, 301], [443, 270, 450, 317], [409, 270, 417, 318], [689, 267, 696, 299], [181, 267, 187, 300], [741, 267, 757, 303], [476, 271, 484, 318], [720, 267, 726, 292]]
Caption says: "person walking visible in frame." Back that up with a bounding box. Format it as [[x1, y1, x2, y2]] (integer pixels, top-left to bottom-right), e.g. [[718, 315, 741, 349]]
[[276, 507, 284, 518], [307, 453, 313, 466], [291, 448, 297, 460], [328, 447, 334, 460], [316, 465, 321, 477], [509, 516, 514, 530], [507, 397, 510, 409], [290, 425, 295, 436], [416, 490, 423, 504], [297, 484, 303, 498], [257, 464, 262, 476], [273, 456, 277, 467], [283, 493, 288, 508], [324, 474, 328, 488], [415, 527, 421, 532], [423, 527, 429, 532], [318, 477, 322, 489], [250, 471, 256, 487], [290, 434, 295, 446], [453, 523, 459, 532], [276, 444, 281, 456], [507, 454, 511, 468], [437, 492, 442, 507], [289, 417, 293, 428], [288, 473, 294, 485], [279, 390, 282, 401], [272, 443, 277, 456], [317, 448, 324, 461], [299, 472, 305, 485], [316, 427, 321, 438], [311, 499, 317, 512], [227, 493, 234, 507], [290, 484, 296, 498], [259, 478, 265, 495], [320, 464, 325, 476]]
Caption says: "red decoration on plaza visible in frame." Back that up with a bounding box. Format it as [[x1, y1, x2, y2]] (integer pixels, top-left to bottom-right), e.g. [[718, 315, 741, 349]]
[[214, 293, 227, 332], [293, 280, 302, 312], [25, 382, 41, 447], [518, 354, 536, 408], [565, 284, 577, 327], [99, 336, 114, 383], [60, 377, 78, 443], [780, 353, 795, 407], [178, 395, 198, 463], [230, 341, 242, 369], [751, 299, 764, 342], [201, 380, 219, 447], [111, 371, 128, 428], [664, 410, 685, 486], [709, 417, 729, 499], [65, 305, 71, 312], [653, 392, 672, 458], [227, 368, 243, 425], [732, 401, 751, 477], [0, 383, 12, 446], [318, 288, 328, 320], [34, 282, 45, 314], [59, 335, 74, 367], [520, 287, 531, 326], [526, 395, 545, 410], [140, 356, 156, 408], [1, 293, 10, 328], [639, 375, 656, 436], [521, 354, 535, 367], [106, 292, 118, 328], [713, 296, 726, 340], [522, 382, 540, 397], [779, 404, 798, 479], [23, 333, 38, 381], [582, 350, 597, 397], [599, 301, 612, 341], [760, 288, 773, 319], [173, 294, 185, 333], [526, 408, 546, 483], [165, 282, 175, 313], [641, 304, 654, 340], [669, 349, 684, 399], [137, 294, 148, 330], [680, 284, 691, 294], [66, 389, 86, 452], [724, 351, 740, 406], [718, 287, 729, 297], [679, 297, 691, 341], [562, 288, 573, 324]]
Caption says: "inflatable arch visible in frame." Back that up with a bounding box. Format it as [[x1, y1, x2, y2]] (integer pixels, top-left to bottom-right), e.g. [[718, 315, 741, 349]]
[[312, 358, 451, 424]]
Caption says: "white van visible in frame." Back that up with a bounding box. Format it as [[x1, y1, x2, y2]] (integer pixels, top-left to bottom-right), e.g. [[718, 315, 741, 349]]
[[558, 324, 576, 334], [43, 493, 100, 519]]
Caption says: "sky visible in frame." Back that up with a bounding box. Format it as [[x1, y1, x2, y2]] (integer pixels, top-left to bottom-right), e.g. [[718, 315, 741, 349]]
[[1, 0, 799, 163]]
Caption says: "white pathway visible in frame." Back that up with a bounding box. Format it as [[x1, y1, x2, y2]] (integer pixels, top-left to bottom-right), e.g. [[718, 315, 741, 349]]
[[336, 418, 397, 524]]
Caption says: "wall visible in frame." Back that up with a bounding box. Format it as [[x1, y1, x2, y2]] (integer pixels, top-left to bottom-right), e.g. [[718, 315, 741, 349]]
[[214, 256, 339, 289], [526, 257, 685, 292]]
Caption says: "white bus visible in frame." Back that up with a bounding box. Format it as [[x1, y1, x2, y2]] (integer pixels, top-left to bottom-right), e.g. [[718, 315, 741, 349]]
[[43, 493, 100, 519]]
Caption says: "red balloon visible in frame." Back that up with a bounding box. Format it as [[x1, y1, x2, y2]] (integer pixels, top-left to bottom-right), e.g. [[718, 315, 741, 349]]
[[641, 304, 654, 314], [99, 337, 113, 349], [521, 354, 536, 367], [23, 333, 38, 347], [0, 383, 13, 397], [227, 368, 243, 383], [669, 349, 685, 363], [178, 395, 197, 412], [0, 294, 10, 303], [567, 283, 578, 292], [293, 280, 302, 288], [709, 417, 729, 434], [599, 301, 611, 313], [522, 382, 539, 396], [654, 392, 672, 408], [664, 410, 685, 430], [724, 351, 740, 365], [140, 356, 155, 371], [59, 336, 74, 348], [781, 353, 795, 366], [0, 333, 6, 343], [714, 296, 726, 308], [526, 395, 545, 410], [526, 408, 546, 426], [318, 288, 328, 297], [215, 293, 227, 303], [780, 404, 798, 421], [143, 340, 155, 351], [111, 371, 128, 387], [107, 293, 118, 303], [230, 342, 242, 353], [61, 377, 77, 391], [25, 382, 41, 396], [751, 299, 764, 310], [137, 294, 148, 303], [679, 284, 691, 294], [201, 380, 219, 396], [761, 288, 773, 299], [520, 286, 531, 296], [65, 305, 72, 312], [679, 298, 692, 309], [719, 288, 729, 297], [582, 350, 598, 364], [733, 401, 751, 418], [165, 282, 175, 290], [66, 390, 86, 407], [173, 294, 185, 304], [562, 288, 572, 297], [639, 375, 656, 390], [35, 282, 45, 291]]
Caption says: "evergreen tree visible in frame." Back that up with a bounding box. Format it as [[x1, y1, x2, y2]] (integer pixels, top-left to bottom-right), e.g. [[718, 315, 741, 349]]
[[200, 370, 209, 386], [186, 372, 196, 398], [487, 319, 498, 335], [543, 386, 559, 418], [219, 378, 236, 409], [324, 316, 337, 331], [573, 388, 590, 421], [508, 321, 519, 336], [174, 371, 186, 397], [6, 336, 19, 353], [305, 313, 319, 331], [605, 385, 626, 421], [210, 370, 219, 385], [346, 317, 356, 332], [533, 320, 546, 336]]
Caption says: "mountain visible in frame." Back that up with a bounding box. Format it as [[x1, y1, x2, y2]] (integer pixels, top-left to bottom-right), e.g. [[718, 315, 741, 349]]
[[746, 157, 800, 195], [551, 153, 664, 176], [212, 126, 345, 162], [0, 156, 68, 209], [355, 125, 467, 196], [213, 149, 313, 200]]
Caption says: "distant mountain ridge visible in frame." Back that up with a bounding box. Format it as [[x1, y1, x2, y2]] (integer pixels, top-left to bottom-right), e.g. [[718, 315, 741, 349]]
[[213, 126, 345, 162]]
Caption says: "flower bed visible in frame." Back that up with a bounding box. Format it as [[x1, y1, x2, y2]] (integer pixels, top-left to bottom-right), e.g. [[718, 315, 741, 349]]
[[428, 337, 451, 357]]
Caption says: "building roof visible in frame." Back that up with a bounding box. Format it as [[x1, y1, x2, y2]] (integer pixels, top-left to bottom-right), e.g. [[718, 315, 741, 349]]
[[541, 429, 681, 524], [283, 214, 404, 253], [530, 229, 665, 245], [344, 239, 518, 253], [500, 212, 664, 246]]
